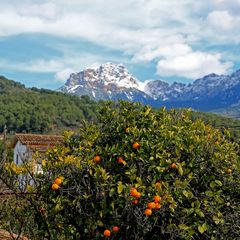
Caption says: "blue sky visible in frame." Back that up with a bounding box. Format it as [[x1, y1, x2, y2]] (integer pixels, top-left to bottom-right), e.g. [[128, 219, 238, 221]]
[[0, 0, 240, 89]]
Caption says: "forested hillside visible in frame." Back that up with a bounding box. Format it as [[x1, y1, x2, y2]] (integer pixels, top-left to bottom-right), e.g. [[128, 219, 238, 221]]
[[0, 76, 99, 133], [1, 75, 240, 140]]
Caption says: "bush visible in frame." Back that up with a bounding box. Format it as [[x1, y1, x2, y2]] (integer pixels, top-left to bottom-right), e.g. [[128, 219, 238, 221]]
[[2, 101, 240, 239]]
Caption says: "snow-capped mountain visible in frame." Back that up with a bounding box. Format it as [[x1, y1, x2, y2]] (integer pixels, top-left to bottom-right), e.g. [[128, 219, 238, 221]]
[[59, 63, 152, 103], [59, 63, 240, 111]]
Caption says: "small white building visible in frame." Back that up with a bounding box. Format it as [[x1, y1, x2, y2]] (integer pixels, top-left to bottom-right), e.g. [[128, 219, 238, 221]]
[[12, 133, 63, 170]]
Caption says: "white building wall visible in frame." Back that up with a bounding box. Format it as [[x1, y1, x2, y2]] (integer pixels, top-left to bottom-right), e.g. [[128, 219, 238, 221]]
[[14, 141, 31, 165]]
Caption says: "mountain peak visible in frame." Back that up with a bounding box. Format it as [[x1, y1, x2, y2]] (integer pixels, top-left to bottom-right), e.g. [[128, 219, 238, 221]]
[[59, 64, 240, 110], [59, 63, 149, 101]]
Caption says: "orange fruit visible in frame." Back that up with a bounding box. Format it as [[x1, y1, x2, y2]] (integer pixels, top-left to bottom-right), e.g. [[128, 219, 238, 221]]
[[144, 208, 152, 216], [117, 157, 125, 164], [147, 202, 156, 209], [104, 229, 111, 237], [51, 183, 59, 190], [132, 199, 138, 204], [125, 127, 130, 133], [135, 192, 141, 198], [155, 181, 161, 190], [93, 155, 101, 163], [226, 168, 232, 174], [170, 163, 177, 169], [130, 188, 138, 197], [155, 203, 162, 210], [215, 140, 219, 145], [132, 142, 140, 149], [54, 177, 63, 185], [153, 195, 161, 203], [112, 226, 120, 233]]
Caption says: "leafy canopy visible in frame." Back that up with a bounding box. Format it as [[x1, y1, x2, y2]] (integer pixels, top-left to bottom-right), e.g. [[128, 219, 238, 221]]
[[2, 101, 240, 239]]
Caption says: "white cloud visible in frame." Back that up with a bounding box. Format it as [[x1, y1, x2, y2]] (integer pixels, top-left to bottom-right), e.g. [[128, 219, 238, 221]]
[[132, 43, 192, 62], [54, 68, 75, 82], [0, 0, 237, 80], [18, 2, 60, 20], [207, 10, 236, 31], [157, 52, 232, 79], [211, 0, 240, 14]]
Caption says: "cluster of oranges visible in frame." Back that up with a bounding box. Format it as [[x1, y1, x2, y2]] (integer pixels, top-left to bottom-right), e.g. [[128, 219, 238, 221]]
[[144, 195, 162, 216], [103, 226, 120, 238], [51, 177, 63, 190], [130, 187, 141, 204]]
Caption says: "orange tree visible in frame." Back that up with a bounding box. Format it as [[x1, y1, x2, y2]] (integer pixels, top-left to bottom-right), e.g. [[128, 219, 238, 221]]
[[3, 101, 240, 239]]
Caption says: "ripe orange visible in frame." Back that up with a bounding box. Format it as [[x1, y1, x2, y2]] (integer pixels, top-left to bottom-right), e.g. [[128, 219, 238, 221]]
[[104, 229, 111, 237], [153, 195, 161, 203], [51, 183, 59, 190], [132, 199, 138, 204], [135, 192, 141, 198], [112, 226, 120, 233], [117, 157, 124, 164], [147, 202, 156, 209], [125, 127, 130, 133], [155, 203, 162, 210], [54, 177, 63, 185], [144, 208, 152, 216], [132, 142, 140, 149], [170, 163, 177, 169], [93, 155, 101, 163], [226, 168, 232, 174], [130, 188, 138, 197], [155, 181, 161, 190]]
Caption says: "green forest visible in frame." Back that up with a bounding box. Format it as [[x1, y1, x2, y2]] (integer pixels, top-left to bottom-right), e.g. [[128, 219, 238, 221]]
[[0, 76, 99, 133], [1, 75, 240, 140]]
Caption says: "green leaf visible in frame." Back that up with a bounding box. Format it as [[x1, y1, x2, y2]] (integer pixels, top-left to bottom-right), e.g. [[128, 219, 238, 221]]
[[183, 190, 193, 199], [198, 222, 208, 234], [177, 164, 183, 176], [144, 106, 152, 116], [117, 181, 123, 194], [195, 209, 204, 218], [179, 224, 189, 230], [109, 188, 115, 197], [210, 181, 216, 189], [111, 202, 115, 211], [215, 180, 222, 186]]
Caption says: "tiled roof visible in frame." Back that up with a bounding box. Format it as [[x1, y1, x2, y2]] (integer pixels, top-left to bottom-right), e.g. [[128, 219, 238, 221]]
[[12, 134, 63, 152]]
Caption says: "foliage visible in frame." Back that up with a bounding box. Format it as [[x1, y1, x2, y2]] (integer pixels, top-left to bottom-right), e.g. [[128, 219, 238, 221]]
[[0, 75, 99, 133], [190, 110, 240, 142], [212, 102, 240, 120], [1, 101, 240, 239]]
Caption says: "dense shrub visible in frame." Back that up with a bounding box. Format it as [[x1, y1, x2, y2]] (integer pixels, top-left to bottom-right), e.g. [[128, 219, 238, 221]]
[[2, 101, 240, 239]]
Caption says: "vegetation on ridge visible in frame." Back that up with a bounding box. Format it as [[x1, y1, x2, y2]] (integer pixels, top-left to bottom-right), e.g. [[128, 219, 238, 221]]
[[0, 76, 99, 133]]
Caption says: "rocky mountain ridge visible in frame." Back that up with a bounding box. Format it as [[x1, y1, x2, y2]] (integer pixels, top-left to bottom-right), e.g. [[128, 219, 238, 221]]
[[59, 63, 240, 111]]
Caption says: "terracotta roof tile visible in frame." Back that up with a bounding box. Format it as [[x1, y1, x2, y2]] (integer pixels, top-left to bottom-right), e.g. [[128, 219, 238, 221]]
[[12, 134, 63, 151]]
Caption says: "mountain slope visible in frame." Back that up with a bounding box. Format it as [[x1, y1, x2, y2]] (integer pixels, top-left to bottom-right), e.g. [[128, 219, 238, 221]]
[[59, 63, 240, 111], [0, 77, 98, 133]]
